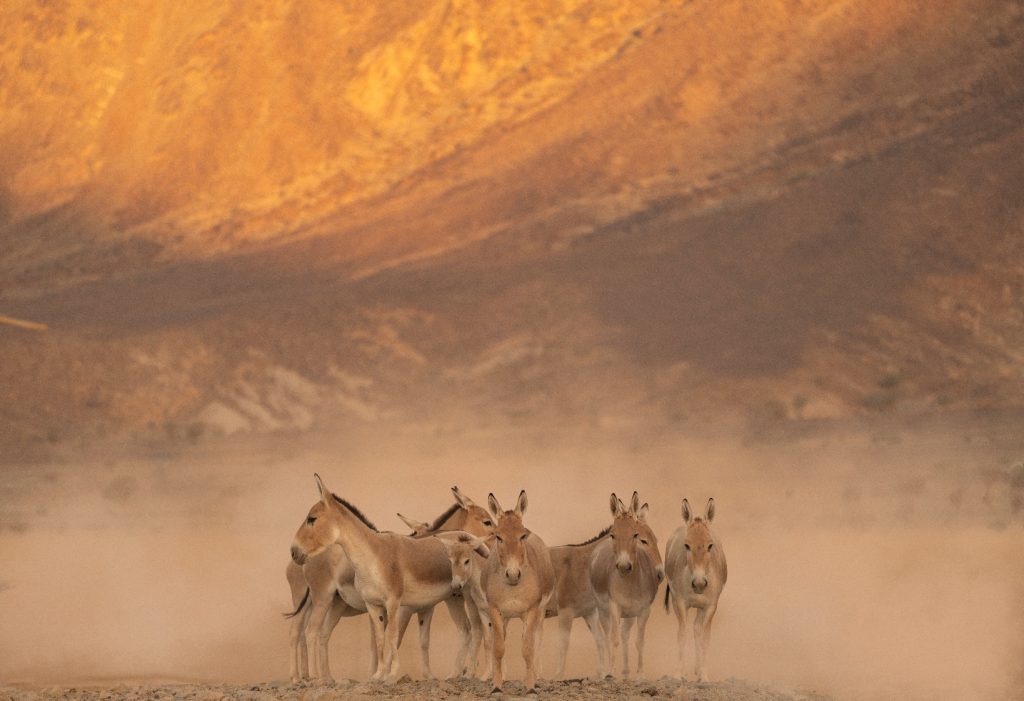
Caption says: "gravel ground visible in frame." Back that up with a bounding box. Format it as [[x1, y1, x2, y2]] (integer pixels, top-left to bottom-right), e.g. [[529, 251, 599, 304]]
[[1, 677, 832, 701]]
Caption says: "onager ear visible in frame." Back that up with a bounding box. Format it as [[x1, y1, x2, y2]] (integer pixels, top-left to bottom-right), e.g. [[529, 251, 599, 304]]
[[397, 512, 429, 534], [487, 493, 503, 517], [630, 491, 641, 516], [470, 536, 490, 558], [705, 497, 716, 523], [515, 489, 528, 516], [451, 486, 476, 509], [609, 493, 620, 517], [681, 498, 692, 524], [637, 502, 650, 522], [314, 473, 331, 505]]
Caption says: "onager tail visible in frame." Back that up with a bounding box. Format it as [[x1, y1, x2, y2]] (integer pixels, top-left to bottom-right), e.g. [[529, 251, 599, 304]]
[[283, 587, 310, 618], [664, 582, 671, 612]]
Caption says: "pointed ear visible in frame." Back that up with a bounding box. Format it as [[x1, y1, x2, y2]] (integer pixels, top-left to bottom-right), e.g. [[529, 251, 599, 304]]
[[487, 493, 503, 517], [314, 473, 331, 505], [617, 497, 628, 515], [451, 486, 476, 509], [515, 490, 528, 516], [630, 491, 640, 516], [637, 502, 649, 522], [397, 512, 428, 534], [705, 497, 716, 523], [609, 493, 620, 517], [470, 536, 490, 558], [681, 498, 692, 523]]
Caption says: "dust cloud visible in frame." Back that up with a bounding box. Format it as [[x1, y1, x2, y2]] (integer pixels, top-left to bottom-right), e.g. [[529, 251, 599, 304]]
[[1, 416, 1022, 700]]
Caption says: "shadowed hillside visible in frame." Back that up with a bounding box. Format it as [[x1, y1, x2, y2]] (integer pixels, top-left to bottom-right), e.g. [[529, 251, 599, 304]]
[[2, 0, 1024, 456]]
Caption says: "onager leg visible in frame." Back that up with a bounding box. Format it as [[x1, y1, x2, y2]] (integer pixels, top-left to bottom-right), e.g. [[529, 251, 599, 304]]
[[522, 606, 542, 691], [366, 603, 388, 681], [596, 604, 614, 678], [555, 610, 573, 678], [635, 606, 651, 679], [608, 600, 623, 677], [367, 616, 380, 678], [304, 597, 333, 678], [694, 602, 718, 682], [619, 616, 635, 678], [444, 596, 472, 678], [288, 598, 311, 682], [672, 598, 688, 679], [462, 595, 485, 677], [318, 595, 348, 681], [583, 609, 607, 678], [417, 607, 436, 679], [488, 606, 506, 693]]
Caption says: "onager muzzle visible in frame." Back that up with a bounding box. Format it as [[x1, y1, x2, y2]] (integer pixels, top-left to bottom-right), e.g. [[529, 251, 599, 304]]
[[290, 544, 307, 565]]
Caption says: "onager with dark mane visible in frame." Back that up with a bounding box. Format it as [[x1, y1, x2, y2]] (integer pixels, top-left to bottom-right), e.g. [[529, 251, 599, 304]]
[[545, 526, 612, 678], [480, 490, 555, 694], [664, 497, 727, 682], [589, 492, 663, 678], [290, 475, 483, 682], [285, 486, 493, 681]]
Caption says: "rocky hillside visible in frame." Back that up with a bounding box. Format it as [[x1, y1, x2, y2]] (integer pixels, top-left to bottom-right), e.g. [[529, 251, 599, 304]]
[[2, 0, 1023, 457]]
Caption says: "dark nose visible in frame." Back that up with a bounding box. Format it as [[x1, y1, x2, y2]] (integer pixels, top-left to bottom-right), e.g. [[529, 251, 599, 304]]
[[452, 581, 463, 592], [618, 561, 633, 574], [505, 569, 521, 585], [291, 545, 306, 565], [692, 577, 708, 593]]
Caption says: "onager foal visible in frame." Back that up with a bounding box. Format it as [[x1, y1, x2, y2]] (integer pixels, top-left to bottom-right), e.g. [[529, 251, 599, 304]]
[[590, 492, 663, 679], [664, 498, 727, 682], [291, 475, 478, 682], [480, 490, 555, 693]]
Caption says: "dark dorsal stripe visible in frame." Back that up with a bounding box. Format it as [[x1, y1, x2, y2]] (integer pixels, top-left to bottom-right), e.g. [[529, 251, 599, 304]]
[[567, 526, 612, 547], [427, 502, 462, 533], [331, 494, 378, 532]]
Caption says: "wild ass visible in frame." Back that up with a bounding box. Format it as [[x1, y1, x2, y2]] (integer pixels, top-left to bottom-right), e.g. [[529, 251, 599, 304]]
[[545, 526, 613, 678], [664, 498, 727, 682], [290, 475, 487, 682], [480, 491, 555, 693], [286, 485, 495, 682], [589, 492, 664, 678], [433, 531, 494, 679]]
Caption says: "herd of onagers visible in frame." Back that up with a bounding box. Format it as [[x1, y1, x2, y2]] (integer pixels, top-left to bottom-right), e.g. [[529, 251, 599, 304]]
[[287, 476, 727, 693]]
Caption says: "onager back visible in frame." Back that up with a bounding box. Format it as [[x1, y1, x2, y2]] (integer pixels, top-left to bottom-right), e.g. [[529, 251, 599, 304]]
[[479, 490, 555, 693], [664, 497, 728, 682], [589, 492, 664, 678]]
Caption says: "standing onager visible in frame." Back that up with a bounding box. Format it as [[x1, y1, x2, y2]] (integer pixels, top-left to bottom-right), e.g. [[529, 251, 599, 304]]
[[435, 531, 493, 678], [285, 486, 493, 682], [589, 492, 664, 679], [290, 475, 477, 682], [664, 498, 727, 682], [480, 490, 555, 693], [545, 527, 612, 678]]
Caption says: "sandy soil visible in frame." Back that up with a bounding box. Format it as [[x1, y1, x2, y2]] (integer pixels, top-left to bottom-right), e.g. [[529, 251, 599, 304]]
[[0, 676, 832, 701]]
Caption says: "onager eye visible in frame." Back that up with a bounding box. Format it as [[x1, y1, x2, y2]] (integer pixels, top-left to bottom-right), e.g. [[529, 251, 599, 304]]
[[464, 559, 470, 566], [708, 543, 714, 551], [633, 533, 639, 539], [483, 520, 493, 527], [640, 539, 649, 546], [684, 544, 691, 551], [306, 516, 317, 526], [519, 533, 529, 541], [495, 536, 504, 544], [609, 534, 616, 540]]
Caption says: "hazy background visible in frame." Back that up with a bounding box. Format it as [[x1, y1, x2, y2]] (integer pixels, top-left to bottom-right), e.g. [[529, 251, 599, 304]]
[[2, 1, 1023, 699]]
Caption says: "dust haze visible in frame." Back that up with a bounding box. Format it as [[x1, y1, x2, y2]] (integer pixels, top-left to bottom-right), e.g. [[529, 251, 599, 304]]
[[2, 417, 1022, 700]]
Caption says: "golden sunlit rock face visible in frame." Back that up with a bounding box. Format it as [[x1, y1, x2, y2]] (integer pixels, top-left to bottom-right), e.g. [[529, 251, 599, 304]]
[[1, 0, 1023, 452]]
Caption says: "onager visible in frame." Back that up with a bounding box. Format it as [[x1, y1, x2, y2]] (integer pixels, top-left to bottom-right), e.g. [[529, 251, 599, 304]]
[[290, 475, 481, 682], [664, 497, 727, 682], [286, 486, 494, 682], [480, 490, 555, 694], [435, 531, 493, 678], [545, 527, 612, 678], [589, 492, 664, 679]]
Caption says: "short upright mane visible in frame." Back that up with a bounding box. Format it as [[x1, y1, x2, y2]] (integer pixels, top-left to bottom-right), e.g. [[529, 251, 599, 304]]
[[331, 494, 378, 531], [427, 502, 462, 532], [567, 526, 612, 547]]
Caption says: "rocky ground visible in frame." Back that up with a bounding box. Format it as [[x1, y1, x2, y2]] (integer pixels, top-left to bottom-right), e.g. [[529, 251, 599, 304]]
[[0, 677, 832, 701]]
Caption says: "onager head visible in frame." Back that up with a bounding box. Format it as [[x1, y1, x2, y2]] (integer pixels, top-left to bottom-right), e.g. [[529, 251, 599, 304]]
[[290, 473, 346, 565], [450, 486, 498, 537], [487, 490, 531, 586], [681, 497, 717, 593], [396, 513, 432, 537], [609, 491, 663, 578], [440, 534, 490, 593]]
